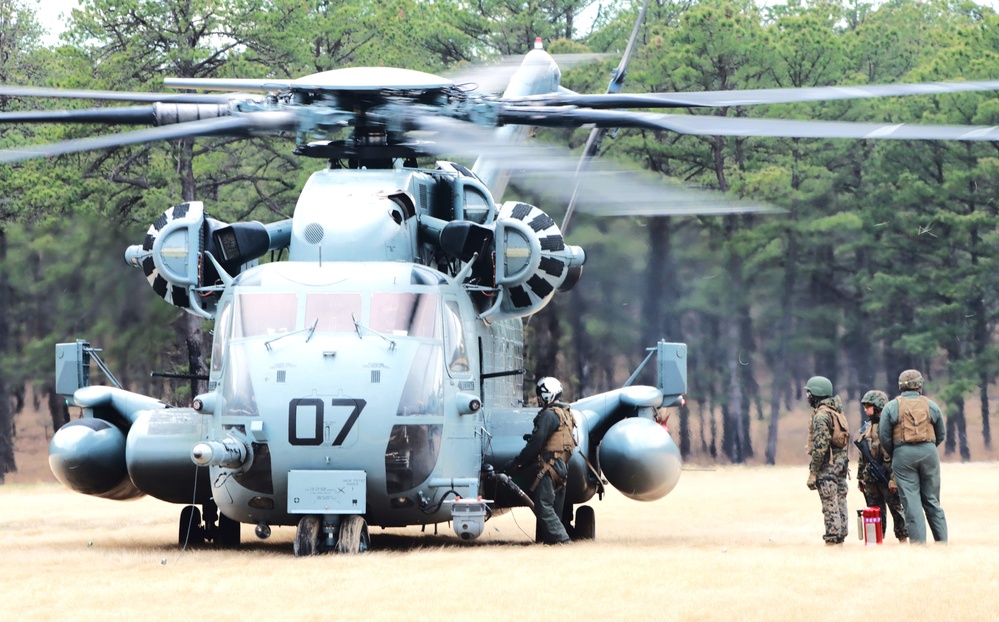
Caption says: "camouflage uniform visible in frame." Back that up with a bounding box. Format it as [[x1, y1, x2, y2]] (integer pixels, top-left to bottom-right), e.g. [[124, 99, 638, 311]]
[[878, 370, 947, 544], [807, 395, 849, 544], [856, 401, 907, 541]]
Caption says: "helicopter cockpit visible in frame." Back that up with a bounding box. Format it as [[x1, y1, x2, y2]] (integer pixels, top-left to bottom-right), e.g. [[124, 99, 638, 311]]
[[209, 259, 470, 415]]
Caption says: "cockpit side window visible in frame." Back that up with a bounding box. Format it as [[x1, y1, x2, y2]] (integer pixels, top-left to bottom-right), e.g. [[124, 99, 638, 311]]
[[370, 293, 438, 338], [305, 293, 362, 333], [233, 292, 298, 339], [443, 300, 469, 374], [210, 300, 233, 373]]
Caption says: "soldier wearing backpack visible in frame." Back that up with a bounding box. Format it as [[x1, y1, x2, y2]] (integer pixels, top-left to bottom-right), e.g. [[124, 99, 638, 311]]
[[804, 375, 850, 545], [878, 369, 948, 544]]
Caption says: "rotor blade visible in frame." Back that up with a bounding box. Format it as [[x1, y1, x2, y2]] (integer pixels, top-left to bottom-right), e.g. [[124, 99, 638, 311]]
[[564, 0, 649, 233], [500, 107, 999, 141], [164, 77, 297, 93], [0, 106, 157, 125], [510, 165, 784, 218], [0, 85, 235, 104], [167, 67, 457, 94], [405, 115, 569, 161], [611, 0, 649, 94], [405, 116, 782, 218], [0, 112, 297, 163], [512, 79, 999, 109]]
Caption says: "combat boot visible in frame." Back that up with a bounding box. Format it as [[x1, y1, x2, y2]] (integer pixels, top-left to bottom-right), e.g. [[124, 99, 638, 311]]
[[898, 536, 908, 544]]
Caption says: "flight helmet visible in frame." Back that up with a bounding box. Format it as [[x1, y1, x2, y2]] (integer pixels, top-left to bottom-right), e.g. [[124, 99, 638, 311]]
[[536, 377, 563, 406]]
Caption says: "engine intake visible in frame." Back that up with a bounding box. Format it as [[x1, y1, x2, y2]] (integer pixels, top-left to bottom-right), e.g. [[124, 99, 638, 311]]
[[479, 201, 585, 321], [124, 202, 290, 319]]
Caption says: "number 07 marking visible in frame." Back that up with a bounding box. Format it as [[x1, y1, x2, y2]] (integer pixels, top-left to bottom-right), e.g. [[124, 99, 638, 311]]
[[288, 398, 367, 446]]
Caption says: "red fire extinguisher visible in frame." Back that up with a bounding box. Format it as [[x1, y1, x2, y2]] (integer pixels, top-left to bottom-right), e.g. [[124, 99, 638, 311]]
[[862, 506, 883, 545]]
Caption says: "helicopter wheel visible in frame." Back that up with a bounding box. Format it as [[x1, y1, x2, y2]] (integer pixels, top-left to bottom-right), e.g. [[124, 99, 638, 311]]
[[572, 505, 596, 541], [215, 513, 241, 549], [335, 515, 369, 554], [179, 505, 205, 547], [294, 515, 323, 557]]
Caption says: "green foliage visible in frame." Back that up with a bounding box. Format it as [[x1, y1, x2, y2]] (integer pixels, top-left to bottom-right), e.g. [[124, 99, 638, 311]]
[[3, 0, 999, 463]]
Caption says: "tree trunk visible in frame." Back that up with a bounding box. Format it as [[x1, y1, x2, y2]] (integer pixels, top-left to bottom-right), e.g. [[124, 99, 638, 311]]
[[526, 302, 562, 391], [569, 287, 591, 396], [739, 300, 755, 459], [944, 397, 971, 461], [643, 218, 688, 446], [46, 382, 70, 434], [0, 230, 16, 482], [971, 294, 991, 449], [678, 403, 690, 458], [722, 217, 746, 463], [767, 226, 797, 464], [980, 379, 991, 450], [178, 138, 208, 400]]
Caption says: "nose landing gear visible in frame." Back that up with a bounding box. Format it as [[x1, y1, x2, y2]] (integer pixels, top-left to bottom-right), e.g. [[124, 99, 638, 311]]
[[293, 514, 369, 556], [177, 500, 241, 548]]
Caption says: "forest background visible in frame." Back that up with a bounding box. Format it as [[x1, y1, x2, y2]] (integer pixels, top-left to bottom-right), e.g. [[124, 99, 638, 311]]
[[3, 0, 999, 484]]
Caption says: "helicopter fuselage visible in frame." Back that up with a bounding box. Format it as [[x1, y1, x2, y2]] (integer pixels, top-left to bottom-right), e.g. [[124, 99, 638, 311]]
[[204, 259, 517, 528], [47, 43, 686, 552]]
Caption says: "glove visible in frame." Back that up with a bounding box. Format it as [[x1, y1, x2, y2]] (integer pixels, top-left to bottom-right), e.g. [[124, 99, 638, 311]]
[[806, 473, 817, 490]]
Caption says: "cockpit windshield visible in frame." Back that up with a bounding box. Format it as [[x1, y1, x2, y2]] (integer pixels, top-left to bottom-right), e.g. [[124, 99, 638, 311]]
[[305, 293, 363, 333], [229, 290, 438, 340], [232, 293, 298, 339], [370, 293, 438, 338]]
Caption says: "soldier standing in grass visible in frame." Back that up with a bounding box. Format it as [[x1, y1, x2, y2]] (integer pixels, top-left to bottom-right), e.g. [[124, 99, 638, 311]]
[[804, 376, 850, 545], [856, 390, 907, 542], [879, 369, 948, 544], [506, 377, 576, 545]]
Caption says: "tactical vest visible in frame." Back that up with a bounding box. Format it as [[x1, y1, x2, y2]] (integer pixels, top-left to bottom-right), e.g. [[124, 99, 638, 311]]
[[530, 404, 577, 492], [892, 395, 936, 444], [541, 404, 577, 463], [806, 404, 849, 455], [861, 419, 889, 461]]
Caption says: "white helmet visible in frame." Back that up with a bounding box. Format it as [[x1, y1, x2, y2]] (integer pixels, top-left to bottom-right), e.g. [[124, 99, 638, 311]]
[[536, 377, 563, 405]]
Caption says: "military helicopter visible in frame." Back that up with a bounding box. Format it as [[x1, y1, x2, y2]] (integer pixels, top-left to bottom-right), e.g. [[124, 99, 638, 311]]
[[6, 17, 999, 555]]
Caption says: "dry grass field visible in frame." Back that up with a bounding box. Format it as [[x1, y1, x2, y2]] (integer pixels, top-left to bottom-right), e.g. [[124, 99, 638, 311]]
[[2, 462, 998, 622], [5, 396, 999, 621]]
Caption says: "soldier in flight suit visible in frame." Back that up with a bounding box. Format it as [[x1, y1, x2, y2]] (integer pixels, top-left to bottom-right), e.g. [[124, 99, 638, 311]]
[[804, 376, 850, 545], [506, 377, 576, 544], [879, 369, 948, 544], [856, 390, 907, 542]]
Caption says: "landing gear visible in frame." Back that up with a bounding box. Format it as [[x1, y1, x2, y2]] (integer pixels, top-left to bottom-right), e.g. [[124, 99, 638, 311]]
[[335, 515, 370, 554], [293, 514, 369, 555], [179, 505, 204, 547], [177, 500, 241, 548], [293, 515, 323, 557], [216, 513, 241, 548], [573, 505, 596, 540], [562, 504, 596, 541]]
